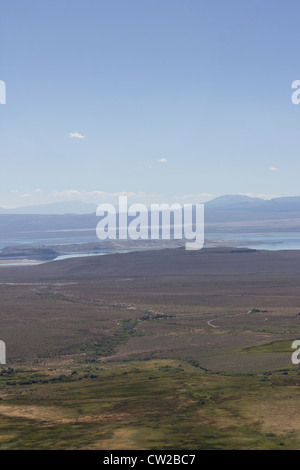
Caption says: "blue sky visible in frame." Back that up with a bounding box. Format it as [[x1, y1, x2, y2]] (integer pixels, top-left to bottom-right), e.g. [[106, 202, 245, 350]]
[[1, 0, 300, 207]]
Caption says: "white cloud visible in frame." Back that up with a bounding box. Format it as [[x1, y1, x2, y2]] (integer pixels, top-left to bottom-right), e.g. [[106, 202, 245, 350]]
[[158, 158, 167, 163], [52, 189, 140, 201], [5, 189, 215, 206], [173, 193, 215, 203], [269, 166, 278, 171], [239, 193, 280, 200], [68, 132, 85, 139], [53, 189, 82, 198]]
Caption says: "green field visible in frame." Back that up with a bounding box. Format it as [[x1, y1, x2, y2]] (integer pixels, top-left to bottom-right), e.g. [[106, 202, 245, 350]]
[[0, 360, 299, 450]]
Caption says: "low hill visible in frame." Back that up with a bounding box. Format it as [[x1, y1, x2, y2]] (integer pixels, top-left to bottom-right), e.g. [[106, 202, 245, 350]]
[[1, 247, 300, 282]]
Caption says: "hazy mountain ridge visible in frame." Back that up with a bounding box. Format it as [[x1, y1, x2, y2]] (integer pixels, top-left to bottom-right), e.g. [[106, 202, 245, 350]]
[[0, 200, 98, 215], [0, 195, 299, 242], [206, 195, 300, 211], [1, 195, 300, 215]]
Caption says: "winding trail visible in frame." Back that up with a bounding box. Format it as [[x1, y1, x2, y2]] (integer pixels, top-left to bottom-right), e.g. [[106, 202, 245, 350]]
[[207, 310, 253, 328]]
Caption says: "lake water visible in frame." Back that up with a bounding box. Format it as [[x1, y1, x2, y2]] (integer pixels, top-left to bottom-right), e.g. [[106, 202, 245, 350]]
[[210, 233, 300, 251], [0, 232, 300, 266]]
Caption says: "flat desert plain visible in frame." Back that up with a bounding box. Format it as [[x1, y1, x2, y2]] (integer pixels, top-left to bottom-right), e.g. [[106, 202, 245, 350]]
[[0, 247, 299, 449]]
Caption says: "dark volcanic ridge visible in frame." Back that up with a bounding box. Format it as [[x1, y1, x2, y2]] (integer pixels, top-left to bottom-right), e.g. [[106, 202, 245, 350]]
[[1, 246, 300, 281], [0, 246, 58, 261]]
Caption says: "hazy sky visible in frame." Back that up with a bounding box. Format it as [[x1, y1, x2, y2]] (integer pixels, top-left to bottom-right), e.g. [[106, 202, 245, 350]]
[[1, 0, 300, 207]]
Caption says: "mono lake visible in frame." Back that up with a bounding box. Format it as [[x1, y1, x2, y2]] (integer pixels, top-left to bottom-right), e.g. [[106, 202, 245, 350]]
[[0, 232, 300, 266], [210, 233, 300, 251]]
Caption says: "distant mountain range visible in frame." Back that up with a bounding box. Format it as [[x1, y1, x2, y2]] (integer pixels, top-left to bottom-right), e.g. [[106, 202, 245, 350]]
[[0, 195, 299, 243], [206, 195, 300, 211], [205, 195, 300, 225], [0, 200, 97, 215], [1, 195, 300, 215]]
